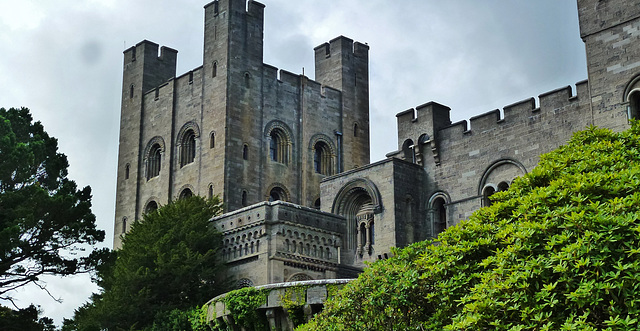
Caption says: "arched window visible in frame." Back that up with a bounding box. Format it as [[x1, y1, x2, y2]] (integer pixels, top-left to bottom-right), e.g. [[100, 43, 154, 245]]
[[314, 141, 332, 175], [242, 190, 248, 207], [243, 144, 249, 160], [402, 139, 414, 162], [244, 72, 251, 88], [482, 186, 496, 207], [180, 130, 196, 167], [212, 62, 218, 78], [288, 273, 313, 282], [125, 163, 130, 180], [129, 84, 134, 99], [629, 90, 640, 120], [432, 197, 447, 237], [314, 198, 321, 209], [269, 132, 278, 161], [147, 144, 162, 180], [497, 181, 510, 192], [269, 186, 287, 202], [236, 278, 253, 289], [145, 201, 158, 214], [179, 188, 193, 199], [405, 196, 415, 244], [353, 123, 358, 137], [208, 184, 214, 199], [209, 131, 215, 149], [269, 128, 289, 164], [122, 217, 127, 233], [356, 203, 374, 256]]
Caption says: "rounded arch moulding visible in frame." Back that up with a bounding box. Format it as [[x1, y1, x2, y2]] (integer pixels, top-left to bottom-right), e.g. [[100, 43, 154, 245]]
[[143, 136, 166, 159], [477, 158, 527, 196], [331, 178, 383, 215]]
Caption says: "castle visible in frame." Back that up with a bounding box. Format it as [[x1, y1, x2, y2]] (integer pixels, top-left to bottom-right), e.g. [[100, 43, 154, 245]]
[[114, 0, 640, 287]]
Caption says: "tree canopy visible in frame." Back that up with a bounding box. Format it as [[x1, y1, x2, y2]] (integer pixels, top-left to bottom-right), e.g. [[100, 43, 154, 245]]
[[0, 107, 104, 303], [300, 124, 640, 330], [68, 196, 226, 330], [0, 304, 55, 331]]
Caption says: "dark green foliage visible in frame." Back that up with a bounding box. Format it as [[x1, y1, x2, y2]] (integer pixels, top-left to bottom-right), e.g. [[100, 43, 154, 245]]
[[0, 305, 55, 331], [219, 287, 267, 330], [150, 306, 211, 331], [0, 107, 105, 300], [301, 124, 640, 330], [70, 196, 225, 330]]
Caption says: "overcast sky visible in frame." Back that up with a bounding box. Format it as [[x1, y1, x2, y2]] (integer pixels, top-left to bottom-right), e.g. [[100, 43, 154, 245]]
[[0, 0, 587, 325]]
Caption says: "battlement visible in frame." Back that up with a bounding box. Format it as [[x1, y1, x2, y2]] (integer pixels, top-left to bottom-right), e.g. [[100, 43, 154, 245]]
[[123, 40, 178, 66], [123, 40, 178, 94], [314, 36, 369, 93], [396, 80, 589, 144], [314, 36, 369, 59], [204, 0, 264, 16], [396, 101, 451, 127], [262, 63, 343, 100]]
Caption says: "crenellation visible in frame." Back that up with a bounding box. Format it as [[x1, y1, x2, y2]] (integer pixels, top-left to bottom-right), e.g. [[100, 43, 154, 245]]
[[247, 0, 265, 16], [278, 69, 300, 86], [446, 120, 469, 135], [539, 85, 574, 108], [395, 108, 416, 124], [353, 42, 370, 57], [503, 97, 536, 116], [468, 109, 502, 134], [262, 64, 278, 80], [575, 79, 589, 99]]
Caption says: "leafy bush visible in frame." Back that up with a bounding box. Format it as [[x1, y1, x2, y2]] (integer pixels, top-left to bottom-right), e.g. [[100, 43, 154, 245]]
[[300, 124, 640, 330], [216, 287, 268, 331], [151, 306, 211, 331], [68, 196, 226, 330]]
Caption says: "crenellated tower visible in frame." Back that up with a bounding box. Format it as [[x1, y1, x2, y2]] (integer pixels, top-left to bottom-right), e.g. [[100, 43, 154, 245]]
[[201, 0, 266, 211], [114, 41, 177, 248], [314, 37, 370, 171], [113, 0, 371, 249]]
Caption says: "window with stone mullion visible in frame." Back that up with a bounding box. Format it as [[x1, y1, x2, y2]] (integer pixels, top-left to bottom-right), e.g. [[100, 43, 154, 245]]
[[180, 131, 196, 167]]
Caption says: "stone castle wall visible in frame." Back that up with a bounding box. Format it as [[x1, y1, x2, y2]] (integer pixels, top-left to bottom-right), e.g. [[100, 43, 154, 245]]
[[113, 0, 370, 248]]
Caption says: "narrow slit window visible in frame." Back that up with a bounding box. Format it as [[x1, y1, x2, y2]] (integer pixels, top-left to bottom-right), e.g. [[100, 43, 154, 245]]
[[244, 72, 251, 88]]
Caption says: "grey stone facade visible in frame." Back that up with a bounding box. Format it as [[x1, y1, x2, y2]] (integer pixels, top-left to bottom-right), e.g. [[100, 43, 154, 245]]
[[114, 0, 640, 286], [113, 0, 369, 249]]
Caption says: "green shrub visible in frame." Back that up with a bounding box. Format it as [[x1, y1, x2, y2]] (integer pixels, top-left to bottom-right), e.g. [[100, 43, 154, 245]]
[[300, 124, 640, 330], [221, 287, 267, 330]]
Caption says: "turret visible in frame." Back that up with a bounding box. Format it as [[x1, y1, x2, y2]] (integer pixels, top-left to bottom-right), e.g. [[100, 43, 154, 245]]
[[114, 41, 177, 248], [315, 36, 370, 170]]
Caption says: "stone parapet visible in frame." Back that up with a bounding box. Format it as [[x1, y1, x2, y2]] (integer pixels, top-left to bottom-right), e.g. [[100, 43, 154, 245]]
[[206, 279, 353, 330]]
